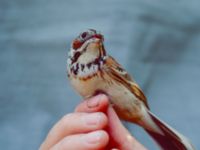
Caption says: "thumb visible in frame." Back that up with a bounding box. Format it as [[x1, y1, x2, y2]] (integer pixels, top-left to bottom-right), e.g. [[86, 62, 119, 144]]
[[106, 106, 147, 150]]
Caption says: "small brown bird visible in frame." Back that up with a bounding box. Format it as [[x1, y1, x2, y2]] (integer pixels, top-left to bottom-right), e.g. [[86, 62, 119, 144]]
[[67, 29, 195, 150]]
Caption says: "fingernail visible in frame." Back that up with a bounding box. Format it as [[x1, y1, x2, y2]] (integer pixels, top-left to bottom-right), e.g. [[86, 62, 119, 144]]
[[87, 95, 104, 108], [82, 113, 102, 126], [84, 131, 103, 144]]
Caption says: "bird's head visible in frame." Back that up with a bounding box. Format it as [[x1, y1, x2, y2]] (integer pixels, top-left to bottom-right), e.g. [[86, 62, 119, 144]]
[[68, 29, 106, 65], [67, 29, 106, 76]]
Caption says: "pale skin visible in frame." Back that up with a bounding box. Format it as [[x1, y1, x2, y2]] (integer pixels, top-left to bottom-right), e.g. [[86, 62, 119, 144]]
[[39, 94, 147, 150]]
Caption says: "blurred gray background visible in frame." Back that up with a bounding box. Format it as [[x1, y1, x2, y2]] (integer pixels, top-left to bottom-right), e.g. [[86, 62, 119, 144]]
[[0, 0, 200, 149]]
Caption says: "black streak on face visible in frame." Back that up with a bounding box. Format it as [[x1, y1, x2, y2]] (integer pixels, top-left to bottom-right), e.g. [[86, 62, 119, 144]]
[[71, 52, 81, 64]]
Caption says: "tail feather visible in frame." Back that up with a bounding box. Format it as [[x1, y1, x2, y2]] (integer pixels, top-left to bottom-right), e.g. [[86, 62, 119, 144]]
[[144, 111, 195, 150]]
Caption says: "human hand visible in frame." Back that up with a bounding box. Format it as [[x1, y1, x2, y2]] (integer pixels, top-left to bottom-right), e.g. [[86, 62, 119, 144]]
[[39, 94, 147, 150]]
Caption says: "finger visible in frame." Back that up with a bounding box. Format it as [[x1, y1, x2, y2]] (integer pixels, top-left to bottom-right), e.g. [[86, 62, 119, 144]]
[[40, 112, 108, 150], [107, 107, 147, 150], [50, 130, 109, 150], [75, 94, 109, 113]]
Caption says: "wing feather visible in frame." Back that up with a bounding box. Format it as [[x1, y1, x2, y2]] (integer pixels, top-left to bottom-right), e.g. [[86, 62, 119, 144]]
[[104, 56, 149, 109]]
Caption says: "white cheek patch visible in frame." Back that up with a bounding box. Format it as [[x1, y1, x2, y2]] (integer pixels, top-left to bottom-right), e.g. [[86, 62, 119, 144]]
[[69, 49, 74, 57]]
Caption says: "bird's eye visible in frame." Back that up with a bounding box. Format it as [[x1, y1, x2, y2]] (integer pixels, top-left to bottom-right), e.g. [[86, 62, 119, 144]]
[[80, 32, 87, 39]]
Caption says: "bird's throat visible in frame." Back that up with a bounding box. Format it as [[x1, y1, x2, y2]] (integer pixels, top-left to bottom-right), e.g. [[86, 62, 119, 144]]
[[69, 55, 105, 78]]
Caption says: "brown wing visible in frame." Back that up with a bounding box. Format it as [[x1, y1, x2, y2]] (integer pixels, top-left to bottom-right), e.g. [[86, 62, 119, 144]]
[[104, 55, 149, 109]]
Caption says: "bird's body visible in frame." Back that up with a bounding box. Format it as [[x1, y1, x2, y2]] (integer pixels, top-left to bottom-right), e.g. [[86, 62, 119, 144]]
[[67, 29, 195, 150], [69, 55, 145, 123]]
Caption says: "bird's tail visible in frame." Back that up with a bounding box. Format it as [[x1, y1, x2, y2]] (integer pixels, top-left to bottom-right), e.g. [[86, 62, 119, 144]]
[[141, 111, 195, 150]]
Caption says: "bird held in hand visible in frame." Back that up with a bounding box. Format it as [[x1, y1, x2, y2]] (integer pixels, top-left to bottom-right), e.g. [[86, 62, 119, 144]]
[[67, 29, 195, 150]]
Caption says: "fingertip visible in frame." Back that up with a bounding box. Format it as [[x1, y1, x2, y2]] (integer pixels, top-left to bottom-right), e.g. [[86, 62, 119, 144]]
[[94, 94, 109, 111], [97, 112, 109, 129], [84, 130, 109, 148], [81, 112, 108, 130], [51, 130, 109, 150], [75, 94, 109, 112], [98, 94, 109, 102], [87, 94, 108, 108]]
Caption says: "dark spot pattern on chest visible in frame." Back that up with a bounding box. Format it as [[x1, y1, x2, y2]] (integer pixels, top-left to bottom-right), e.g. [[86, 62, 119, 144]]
[[87, 62, 92, 69], [70, 57, 105, 76], [81, 64, 85, 71], [71, 63, 79, 75]]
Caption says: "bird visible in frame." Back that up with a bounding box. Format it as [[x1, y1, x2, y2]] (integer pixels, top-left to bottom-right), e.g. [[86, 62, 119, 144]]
[[67, 29, 195, 150]]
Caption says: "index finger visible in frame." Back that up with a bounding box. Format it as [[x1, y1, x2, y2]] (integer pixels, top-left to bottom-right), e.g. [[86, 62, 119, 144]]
[[75, 94, 109, 113]]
